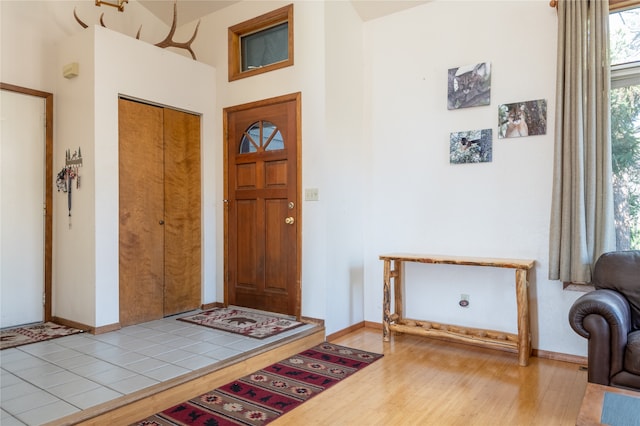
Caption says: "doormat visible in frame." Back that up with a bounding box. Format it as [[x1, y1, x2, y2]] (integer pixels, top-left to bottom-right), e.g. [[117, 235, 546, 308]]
[[601, 391, 640, 426], [131, 342, 383, 425], [1, 322, 83, 350], [178, 307, 304, 339]]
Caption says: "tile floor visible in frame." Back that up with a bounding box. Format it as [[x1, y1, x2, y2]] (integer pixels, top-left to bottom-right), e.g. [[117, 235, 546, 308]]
[[0, 310, 315, 425]]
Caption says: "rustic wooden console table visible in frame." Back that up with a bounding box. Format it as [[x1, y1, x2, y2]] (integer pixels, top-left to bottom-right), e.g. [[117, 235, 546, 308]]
[[380, 254, 535, 366]]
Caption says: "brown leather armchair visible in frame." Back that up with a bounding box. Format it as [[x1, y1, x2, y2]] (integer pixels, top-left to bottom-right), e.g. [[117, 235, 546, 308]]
[[568, 250, 640, 391]]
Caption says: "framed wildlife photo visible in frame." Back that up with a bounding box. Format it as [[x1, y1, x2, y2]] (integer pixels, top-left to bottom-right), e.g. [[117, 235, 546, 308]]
[[450, 129, 493, 164], [498, 99, 547, 139], [447, 62, 491, 110]]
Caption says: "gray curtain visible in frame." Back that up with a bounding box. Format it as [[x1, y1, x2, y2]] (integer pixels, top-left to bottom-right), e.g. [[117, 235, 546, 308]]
[[549, 0, 616, 283]]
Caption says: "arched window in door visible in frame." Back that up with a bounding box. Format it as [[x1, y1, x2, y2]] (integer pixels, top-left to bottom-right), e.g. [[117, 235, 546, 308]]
[[239, 120, 284, 153]]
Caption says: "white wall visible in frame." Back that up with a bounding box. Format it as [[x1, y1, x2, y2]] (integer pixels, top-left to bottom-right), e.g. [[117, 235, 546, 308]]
[[0, 0, 169, 93], [194, 1, 331, 319], [362, 0, 587, 356], [54, 25, 97, 326], [0, 0, 590, 356], [323, 2, 366, 333], [196, 1, 367, 334], [1, 0, 182, 328], [55, 26, 216, 327]]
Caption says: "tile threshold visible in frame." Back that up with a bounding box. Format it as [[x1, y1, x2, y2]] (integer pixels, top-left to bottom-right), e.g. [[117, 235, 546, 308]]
[[41, 324, 323, 426]]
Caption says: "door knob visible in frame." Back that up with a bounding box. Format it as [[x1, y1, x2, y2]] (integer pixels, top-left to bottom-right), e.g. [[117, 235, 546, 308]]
[[159, 220, 165, 225], [285, 216, 295, 225]]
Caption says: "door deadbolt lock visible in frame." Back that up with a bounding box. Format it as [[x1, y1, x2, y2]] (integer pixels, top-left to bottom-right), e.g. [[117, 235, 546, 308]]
[[285, 216, 295, 225], [288, 202, 295, 209]]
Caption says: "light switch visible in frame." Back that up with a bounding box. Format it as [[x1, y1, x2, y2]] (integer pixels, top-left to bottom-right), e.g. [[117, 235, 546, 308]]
[[305, 188, 319, 201]]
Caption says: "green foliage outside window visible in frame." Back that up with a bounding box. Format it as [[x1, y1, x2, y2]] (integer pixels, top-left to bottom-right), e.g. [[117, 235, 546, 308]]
[[611, 86, 640, 249], [610, 8, 640, 250]]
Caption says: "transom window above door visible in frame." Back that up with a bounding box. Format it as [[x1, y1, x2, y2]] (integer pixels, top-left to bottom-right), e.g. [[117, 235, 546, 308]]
[[239, 121, 284, 153], [228, 4, 294, 82], [241, 22, 288, 72]]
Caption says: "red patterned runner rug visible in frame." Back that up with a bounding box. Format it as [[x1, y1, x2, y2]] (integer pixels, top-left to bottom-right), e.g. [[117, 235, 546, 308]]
[[132, 343, 383, 425]]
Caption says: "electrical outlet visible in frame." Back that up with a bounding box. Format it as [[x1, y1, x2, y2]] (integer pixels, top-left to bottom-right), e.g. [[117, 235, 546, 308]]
[[459, 294, 470, 307]]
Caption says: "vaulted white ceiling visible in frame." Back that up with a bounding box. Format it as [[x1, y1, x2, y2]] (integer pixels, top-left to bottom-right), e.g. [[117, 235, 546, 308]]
[[138, 0, 237, 26], [350, 0, 431, 21], [138, 0, 431, 26]]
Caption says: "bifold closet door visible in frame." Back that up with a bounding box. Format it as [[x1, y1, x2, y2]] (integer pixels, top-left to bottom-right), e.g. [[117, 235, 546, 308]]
[[119, 99, 165, 326], [163, 107, 201, 317], [118, 98, 201, 326]]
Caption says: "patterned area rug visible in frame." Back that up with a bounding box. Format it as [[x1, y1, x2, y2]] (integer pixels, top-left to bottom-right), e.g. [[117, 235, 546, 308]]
[[132, 342, 383, 425], [0, 322, 83, 350], [178, 307, 304, 339]]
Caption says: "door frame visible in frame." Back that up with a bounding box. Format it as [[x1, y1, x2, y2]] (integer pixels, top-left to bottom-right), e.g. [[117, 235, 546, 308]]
[[222, 92, 302, 318], [1, 82, 53, 322]]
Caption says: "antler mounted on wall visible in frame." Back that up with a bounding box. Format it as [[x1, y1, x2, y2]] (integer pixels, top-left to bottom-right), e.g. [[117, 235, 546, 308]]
[[155, 2, 200, 60], [74, 0, 200, 60]]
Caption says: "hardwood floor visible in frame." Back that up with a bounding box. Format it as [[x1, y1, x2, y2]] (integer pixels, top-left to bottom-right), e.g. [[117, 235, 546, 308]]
[[70, 326, 587, 425], [273, 328, 587, 426]]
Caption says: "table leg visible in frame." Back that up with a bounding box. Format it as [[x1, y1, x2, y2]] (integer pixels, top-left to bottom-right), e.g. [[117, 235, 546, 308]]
[[383, 259, 391, 341], [394, 260, 403, 323], [516, 268, 531, 366]]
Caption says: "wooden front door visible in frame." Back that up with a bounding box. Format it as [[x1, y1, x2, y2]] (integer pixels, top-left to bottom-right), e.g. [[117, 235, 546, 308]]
[[224, 93, 301, 317], [119, 98, 201, 326]]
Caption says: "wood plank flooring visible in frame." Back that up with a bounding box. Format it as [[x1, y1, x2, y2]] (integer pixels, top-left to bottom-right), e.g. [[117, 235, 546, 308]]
[[274, 328, 587, 426], [68, 326, 587, 425]]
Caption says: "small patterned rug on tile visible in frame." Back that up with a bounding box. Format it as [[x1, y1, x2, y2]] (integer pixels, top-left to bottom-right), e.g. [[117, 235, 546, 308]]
[[1, 322, 83, 350], [178, 307, 304, 339]]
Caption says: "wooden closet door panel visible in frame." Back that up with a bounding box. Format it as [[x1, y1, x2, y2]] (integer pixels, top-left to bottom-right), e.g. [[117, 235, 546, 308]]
[[163, 108, 201, 316], [119, 98, 165, 326]]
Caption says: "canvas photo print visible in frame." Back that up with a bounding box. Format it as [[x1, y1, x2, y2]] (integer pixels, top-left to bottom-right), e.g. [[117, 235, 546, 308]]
[[498, 99, 547, 139], [450, 129, 493, 164], [447, 62, 491, 110]]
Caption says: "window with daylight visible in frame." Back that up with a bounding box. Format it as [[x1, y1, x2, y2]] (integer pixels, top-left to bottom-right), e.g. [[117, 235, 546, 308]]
[[610, 6, 640, 250], [228, 4, 293, 82], [239, 121, 284, 154]]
